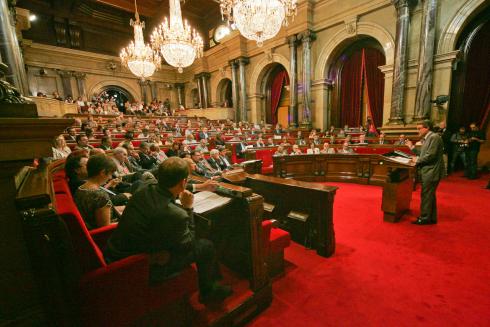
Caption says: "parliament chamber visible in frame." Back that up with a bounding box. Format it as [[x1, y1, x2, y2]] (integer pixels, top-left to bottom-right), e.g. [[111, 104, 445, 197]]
[[1, 0, 489, 326]]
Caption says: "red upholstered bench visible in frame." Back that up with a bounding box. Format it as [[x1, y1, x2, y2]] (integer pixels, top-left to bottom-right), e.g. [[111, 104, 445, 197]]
[[262, 220, 291, 276]]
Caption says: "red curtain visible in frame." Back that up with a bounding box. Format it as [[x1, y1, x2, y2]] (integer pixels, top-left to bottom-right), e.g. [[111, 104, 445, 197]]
[[362, 48, 386, 132], [270, 70, 288, 125], [340, 51, 363, 127]]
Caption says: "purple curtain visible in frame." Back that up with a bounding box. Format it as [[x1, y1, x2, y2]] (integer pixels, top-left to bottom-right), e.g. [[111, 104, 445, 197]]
[[270, 70, 288, 125], [340, 51, 363, 127], [362, 48, 386, 131]]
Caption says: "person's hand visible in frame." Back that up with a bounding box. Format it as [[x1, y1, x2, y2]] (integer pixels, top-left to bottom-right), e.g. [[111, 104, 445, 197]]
[[200, 179, 219, 192], [179, 190, 194, 209], [405, 139, 414, 149], [105, 178, 121, 188], [411, 156, 418, 164], [123, 193, 132, 199]]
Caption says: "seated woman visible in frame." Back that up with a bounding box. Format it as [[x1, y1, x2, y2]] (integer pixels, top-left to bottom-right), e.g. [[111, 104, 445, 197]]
[[52, 134, 72, 160], [290, 144, 303, 155], [320, 142, 336, 154], [74, 154, 118, 230], [306, 143, 320, 154], [273, 145, 288, 156]]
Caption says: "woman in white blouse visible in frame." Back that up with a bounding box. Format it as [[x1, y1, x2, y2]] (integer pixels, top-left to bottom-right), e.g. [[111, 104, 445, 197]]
[[52, 135, 72, 160]]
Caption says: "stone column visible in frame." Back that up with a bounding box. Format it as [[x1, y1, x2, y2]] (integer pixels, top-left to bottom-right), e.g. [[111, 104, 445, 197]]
[[389, 0, 413, 125], [57, 70, 73, 98], [413, 0, 438, 121], [0, 0, 29, 95], [325, 79, 334, 130], [238, 57, 249, 122], [138, 80, 149, 103], [195, 75, 203, 108], [201, 73, 210, 109], [230, 60, 240, 121], [300, 30, 316, 128], [288, 35, 299, 128], [150, 81, 158, 101], [175, 83, 185, 106], [73, 72, 86, 99]]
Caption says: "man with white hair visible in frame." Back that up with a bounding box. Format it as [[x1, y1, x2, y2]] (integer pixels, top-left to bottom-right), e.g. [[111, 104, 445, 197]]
[[207, 149, 223, 172], [112, 147, 134, 176]]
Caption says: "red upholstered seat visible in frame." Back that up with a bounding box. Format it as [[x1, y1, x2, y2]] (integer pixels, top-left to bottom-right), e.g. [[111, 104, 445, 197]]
[[255, 149, 274, 174], [53, 192, 197, 326], [270, 228, 291, 253], [261, 220, 290, 276]]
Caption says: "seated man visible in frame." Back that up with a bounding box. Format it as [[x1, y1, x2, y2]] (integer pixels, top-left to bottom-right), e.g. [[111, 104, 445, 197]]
[[105, 158, 232, 303], [138, 142, 158, 170], [207, 149, 224, 172], [195, 139, 209, 153], [74, 134, 94, 151], [217, 147, 233, 170], [357, 133, 368, 145], [338, 141, 353, 154], [191, 150, 221, 179]]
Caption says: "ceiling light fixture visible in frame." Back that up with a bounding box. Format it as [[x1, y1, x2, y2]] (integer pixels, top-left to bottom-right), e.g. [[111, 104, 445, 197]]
[[219, 0, 297, 47], [120, 0, 161, 79], [151, 0, 203, 73]]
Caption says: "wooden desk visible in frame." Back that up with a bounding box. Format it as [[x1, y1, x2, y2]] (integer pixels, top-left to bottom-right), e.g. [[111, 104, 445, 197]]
[[16, 168, 271, 326], [243, 174, 337, 257], [273, 154, 415, 222]]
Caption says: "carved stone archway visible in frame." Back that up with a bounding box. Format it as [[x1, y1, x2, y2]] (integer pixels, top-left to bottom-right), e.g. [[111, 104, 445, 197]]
[[437, 0, 488, 54], [215, 78, 233, 107], [314, 22, 395, 80], [87, 79, 138, 102], [248, 53, 290, 123]]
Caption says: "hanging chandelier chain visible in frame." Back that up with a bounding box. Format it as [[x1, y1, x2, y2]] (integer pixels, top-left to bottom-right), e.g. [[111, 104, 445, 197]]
[[120, 0, 161, 79]]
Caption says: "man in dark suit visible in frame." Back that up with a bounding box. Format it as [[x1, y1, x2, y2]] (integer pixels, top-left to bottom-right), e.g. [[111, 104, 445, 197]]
[[199, 127, 210, 140], [234, 137, 249, 159], [138, 142, 158, 170], [105, 157, 232, 303], [207, 149, 223, 172], [406, 120, 445, 225]]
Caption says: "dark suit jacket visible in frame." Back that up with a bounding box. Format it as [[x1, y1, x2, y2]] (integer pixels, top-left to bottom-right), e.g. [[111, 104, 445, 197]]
[[138, 152, 158, 170], [235, 142, 248, 158], [207, 157, 222, 171], [412, 131, 445, 182], [106, 184, 194, 261]]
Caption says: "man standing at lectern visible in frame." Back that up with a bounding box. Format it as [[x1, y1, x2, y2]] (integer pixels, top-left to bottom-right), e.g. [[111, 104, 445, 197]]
[[405, 120, 445, 225]]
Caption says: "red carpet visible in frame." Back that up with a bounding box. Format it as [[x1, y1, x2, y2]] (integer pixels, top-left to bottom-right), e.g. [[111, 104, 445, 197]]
[[249, 173, 490, 327]]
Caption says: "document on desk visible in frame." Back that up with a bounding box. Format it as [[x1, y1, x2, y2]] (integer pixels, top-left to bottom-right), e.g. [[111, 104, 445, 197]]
[[191, 191, 232, 214], [390, 156, 412, 164]]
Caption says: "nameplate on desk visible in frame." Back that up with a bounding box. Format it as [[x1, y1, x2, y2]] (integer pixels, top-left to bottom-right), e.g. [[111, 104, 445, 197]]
[[287, 210, 309, 222]]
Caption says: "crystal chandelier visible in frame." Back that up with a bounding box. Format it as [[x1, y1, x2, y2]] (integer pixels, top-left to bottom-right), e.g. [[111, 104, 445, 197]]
[[219, 0, 297, 47], [151, 0, 203, 73], [120, 0, 161, 79]]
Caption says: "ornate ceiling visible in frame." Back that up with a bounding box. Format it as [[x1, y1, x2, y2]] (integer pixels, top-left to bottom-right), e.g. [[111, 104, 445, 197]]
[[17, 0, 224, 56]]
